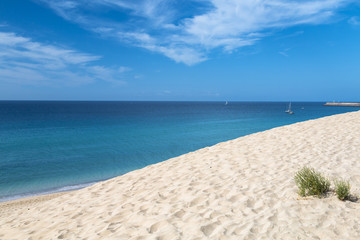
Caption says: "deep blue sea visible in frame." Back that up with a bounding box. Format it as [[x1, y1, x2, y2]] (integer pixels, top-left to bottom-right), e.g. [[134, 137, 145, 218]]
[[0, 101, 358, 201]]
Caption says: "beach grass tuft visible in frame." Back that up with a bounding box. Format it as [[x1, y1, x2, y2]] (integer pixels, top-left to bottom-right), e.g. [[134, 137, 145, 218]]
[[334, 179, 351, 201], [294, 166, 330, 197]]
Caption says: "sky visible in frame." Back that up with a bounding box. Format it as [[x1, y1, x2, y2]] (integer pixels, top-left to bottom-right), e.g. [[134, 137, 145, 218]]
[[0, 0, 359, 101]]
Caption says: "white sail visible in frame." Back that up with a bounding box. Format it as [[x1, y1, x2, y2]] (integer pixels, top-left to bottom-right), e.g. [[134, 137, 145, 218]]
[[285, 102, 294, 114]]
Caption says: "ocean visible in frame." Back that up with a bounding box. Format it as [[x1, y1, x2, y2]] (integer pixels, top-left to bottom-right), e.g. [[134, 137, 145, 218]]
[[0, 101, 358, 201]]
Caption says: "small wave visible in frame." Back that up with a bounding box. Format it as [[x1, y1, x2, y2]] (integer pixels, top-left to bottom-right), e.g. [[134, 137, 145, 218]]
[[0, 181, 98, 202]]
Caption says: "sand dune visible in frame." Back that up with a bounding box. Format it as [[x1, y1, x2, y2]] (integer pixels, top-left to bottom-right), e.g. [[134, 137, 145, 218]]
[[1, 111, 360, 239]]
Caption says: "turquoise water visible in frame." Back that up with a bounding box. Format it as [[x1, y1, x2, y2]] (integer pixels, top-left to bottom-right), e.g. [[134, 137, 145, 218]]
[[0, 101, 358, 201]]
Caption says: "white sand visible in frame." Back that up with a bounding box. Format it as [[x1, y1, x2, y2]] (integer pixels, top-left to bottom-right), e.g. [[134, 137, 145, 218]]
[[1, 111, 360, 239]]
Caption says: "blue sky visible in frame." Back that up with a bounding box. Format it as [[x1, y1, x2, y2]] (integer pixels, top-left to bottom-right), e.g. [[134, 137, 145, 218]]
[[0, 0, 359, 101]]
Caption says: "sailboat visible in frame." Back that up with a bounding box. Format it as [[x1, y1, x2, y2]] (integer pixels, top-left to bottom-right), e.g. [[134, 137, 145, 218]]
[[225, 101, 228, 105], [285, 102, 294, 114]]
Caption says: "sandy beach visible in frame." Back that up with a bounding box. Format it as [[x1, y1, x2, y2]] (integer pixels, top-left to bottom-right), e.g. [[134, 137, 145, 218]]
[[1, 111, 360, 239]]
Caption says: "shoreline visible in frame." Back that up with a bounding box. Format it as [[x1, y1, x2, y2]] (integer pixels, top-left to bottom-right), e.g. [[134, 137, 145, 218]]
[[1, 111, 360, 239], [0, 110, 340, 204], [1, 101, 358, 204], [0, 181, 97, 203]]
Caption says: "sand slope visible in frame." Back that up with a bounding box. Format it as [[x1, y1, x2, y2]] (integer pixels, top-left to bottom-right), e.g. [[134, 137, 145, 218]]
[[1, 111, 360, 239]]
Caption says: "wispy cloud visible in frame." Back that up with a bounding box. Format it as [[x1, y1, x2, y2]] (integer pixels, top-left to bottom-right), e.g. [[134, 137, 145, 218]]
[[0, 31, 130, 85], [348, 16, 360, 25], [279, 48, 291, 57], [275, 30, 305, 40], [39, 0, 353, 65]]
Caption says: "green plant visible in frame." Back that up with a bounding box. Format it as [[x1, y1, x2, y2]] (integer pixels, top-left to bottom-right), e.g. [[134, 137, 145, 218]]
[[294, 166, 330, 197], [334, 179, 351, 201]]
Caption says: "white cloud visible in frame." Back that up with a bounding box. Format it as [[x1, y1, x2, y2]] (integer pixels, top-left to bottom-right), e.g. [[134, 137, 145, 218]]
[[87, 65, 129, 84], [54, 0, 78, 9], [118, 32, 156, 44], [0, 32, 100, 65], [39, 0, 354, 65], [143, 44, 207, 65], [0, 31, 129, 85], [0, 32, 29, 45], [348, 16, 360, 25], [279, 48, 291, 57], [118, 66, 132, 73]]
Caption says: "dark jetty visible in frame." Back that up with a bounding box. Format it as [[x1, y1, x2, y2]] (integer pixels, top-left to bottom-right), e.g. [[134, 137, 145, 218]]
[[324, 102, 360, 107]]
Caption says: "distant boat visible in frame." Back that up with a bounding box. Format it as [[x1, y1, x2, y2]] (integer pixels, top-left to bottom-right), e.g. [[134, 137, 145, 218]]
[[225, 101, 228, 105], [285, 102, 294, 114]]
